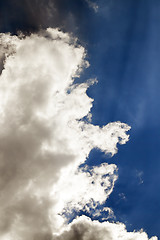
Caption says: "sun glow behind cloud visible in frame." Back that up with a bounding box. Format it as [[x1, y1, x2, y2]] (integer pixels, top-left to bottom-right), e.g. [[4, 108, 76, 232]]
[[0, 29, 157, 240]]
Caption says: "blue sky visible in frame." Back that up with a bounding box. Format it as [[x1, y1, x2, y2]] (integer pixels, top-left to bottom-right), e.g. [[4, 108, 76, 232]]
[[86, 0, 160, 238], [0, 0, 159, 239], [72, 0, 160, 238]]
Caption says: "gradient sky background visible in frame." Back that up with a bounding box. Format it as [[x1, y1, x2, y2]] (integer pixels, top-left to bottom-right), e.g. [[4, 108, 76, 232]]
[[0, 0, 160, 239]]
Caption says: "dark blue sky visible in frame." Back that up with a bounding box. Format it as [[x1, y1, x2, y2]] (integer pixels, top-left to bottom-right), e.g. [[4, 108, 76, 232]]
[[0, 0, 160, 238], [82, 0, 160, 238]]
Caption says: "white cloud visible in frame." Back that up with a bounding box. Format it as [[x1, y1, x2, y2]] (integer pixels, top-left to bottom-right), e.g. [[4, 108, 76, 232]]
[[51, 163, 118, 217], [54, 215, 157, 240], [0, 28, 155, 240]]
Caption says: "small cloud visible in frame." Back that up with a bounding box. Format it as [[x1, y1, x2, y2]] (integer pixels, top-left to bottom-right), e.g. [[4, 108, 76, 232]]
[[136, 170, 144, 184], [119, 192, 127, 201], [85, 0, 99, 12]]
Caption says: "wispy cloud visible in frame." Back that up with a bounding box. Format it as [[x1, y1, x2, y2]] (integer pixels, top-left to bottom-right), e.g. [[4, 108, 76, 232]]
[[85, 0, 99, 12]]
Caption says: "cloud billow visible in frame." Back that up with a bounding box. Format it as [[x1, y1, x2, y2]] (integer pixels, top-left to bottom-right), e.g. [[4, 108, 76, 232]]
[[0, 29, 156, 240], [54, 216, 157, 240]]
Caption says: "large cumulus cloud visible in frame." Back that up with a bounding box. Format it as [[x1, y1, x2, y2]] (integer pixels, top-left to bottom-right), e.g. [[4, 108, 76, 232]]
[[0, 28, 156, 240]]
